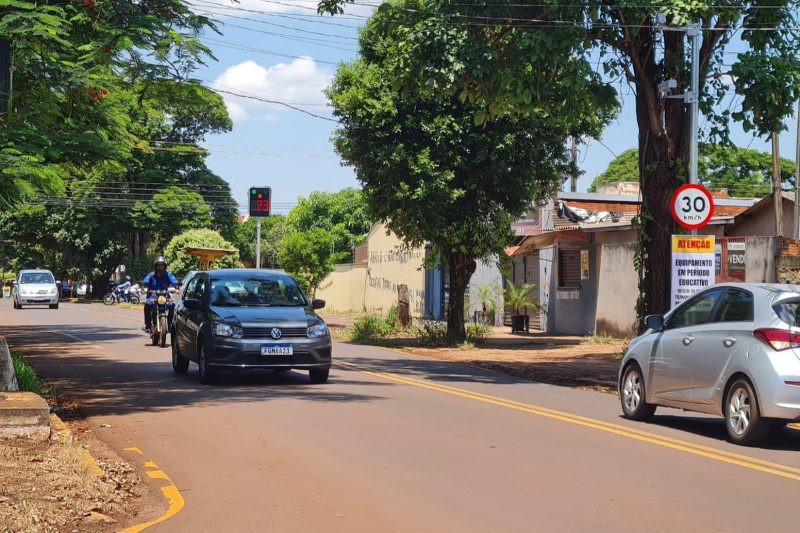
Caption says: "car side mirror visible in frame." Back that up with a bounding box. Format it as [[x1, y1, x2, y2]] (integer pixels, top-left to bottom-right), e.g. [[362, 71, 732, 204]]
[[184, 298, 200, 310], [312, 299, 326, 310], [645, 314, 665, 332]]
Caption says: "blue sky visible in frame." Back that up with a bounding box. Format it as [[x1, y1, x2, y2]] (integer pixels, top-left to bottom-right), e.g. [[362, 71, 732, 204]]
[[189, 0, 799, 214]]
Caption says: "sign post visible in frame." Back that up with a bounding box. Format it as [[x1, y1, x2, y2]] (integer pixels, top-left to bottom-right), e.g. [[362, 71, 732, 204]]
[[249, 187, 272, 269]]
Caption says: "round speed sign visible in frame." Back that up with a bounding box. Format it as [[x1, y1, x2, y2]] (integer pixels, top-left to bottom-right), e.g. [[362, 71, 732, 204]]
[[670, 184, 714, 230]]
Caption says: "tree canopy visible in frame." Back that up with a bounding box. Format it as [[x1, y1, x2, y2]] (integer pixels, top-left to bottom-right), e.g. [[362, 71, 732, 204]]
[[164, 229, 242, 279], [590, 146, 796, 197], [326, 0, 611, 339]]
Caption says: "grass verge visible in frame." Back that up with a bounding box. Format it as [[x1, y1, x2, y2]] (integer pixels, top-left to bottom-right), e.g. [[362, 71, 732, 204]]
[[11, 351, 50, 396]]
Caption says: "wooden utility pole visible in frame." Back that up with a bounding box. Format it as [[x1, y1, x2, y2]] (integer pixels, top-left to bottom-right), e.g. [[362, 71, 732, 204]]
[[570, 137, 578, 192], [773, 131, 784, 236]]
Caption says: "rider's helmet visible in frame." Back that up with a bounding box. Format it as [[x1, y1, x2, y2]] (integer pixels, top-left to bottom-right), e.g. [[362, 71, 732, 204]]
[[154, 256, 167, 272]]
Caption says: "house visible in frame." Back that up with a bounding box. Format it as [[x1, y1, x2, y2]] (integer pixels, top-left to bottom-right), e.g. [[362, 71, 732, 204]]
[[509, 190, 767, 336]]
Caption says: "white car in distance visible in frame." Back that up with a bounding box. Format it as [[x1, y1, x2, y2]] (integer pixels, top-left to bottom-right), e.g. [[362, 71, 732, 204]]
[[13, 269, 60, 310]]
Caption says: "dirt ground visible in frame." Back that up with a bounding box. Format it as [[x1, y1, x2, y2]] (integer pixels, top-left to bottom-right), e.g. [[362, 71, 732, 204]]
[[0, 421, 145, 533]]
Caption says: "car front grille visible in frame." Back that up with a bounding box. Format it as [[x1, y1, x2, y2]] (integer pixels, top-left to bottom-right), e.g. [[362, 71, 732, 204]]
[[243, 327, 307, 338]]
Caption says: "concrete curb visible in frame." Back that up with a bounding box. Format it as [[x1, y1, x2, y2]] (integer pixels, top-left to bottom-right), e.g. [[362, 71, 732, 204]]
[[0, 336, 19, 391], [50, 413, 104, 477]]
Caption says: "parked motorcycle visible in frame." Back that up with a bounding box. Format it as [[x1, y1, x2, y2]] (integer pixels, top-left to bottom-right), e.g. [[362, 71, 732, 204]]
[[103, 284, 140, 306]]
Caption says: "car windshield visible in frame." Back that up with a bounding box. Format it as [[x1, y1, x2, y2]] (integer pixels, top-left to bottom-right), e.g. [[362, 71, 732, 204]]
[[20, 272, 54, 284], [210, 276, 306, 307]]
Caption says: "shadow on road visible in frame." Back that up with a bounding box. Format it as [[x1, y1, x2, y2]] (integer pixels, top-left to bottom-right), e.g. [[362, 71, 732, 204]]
[[639, 414, 800, 451], [1, 324, 387, 418]]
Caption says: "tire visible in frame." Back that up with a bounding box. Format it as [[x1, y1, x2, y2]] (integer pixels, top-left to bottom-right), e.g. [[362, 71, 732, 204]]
[[13, 300, 20, 310], [171, 331, 190, 375], [49, 303, 58, 310], [159, 316, 167, 348], [309, 368, 329, 384], [725, 378, 769, 446], [620, 363, 656, 422], [130, 294, 141, 305], [151, 327, 158, 346], [198, 343, 217, 385], [103, 294, 115, 306]]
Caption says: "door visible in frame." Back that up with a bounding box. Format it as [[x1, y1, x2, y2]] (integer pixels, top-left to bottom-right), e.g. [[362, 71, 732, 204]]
[[175, 276, 198, 357], [184, 275, 208, 360], [650, 288, 725, 403], [691, 288, 754, 405]]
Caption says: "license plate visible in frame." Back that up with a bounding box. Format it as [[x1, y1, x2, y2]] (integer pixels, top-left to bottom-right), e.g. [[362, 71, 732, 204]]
[[261, 344, 293, 356]]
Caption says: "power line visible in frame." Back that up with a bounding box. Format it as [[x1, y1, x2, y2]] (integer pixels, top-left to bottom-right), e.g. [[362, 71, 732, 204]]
[[200, 37, 341, 65], [203, 85, 338, 121]]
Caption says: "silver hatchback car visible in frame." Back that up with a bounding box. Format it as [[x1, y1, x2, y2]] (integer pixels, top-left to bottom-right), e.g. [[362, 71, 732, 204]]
[[619, 283, 800, 445]]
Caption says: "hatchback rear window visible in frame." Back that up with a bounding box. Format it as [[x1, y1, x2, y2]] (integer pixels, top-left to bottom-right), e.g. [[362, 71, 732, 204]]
[[774, 300, 800, 326]]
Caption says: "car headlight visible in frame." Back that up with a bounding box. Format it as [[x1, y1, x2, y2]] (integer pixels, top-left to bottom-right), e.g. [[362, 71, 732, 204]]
[[50, 288, 57, 295], [307, 323, 328, 339], [214, 322, 243, 339]]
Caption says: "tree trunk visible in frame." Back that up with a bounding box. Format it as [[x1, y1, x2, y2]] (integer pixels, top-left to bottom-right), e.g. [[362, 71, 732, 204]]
[[446, 253, 476, 341], [773, 131, 783, 236]]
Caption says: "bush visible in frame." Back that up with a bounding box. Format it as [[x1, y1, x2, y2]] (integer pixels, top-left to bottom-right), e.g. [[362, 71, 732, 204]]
[[466, 323, 492, 340], [11, 352, 47, 395], [349, 313, 394, 342], [413, 320, 449, 346]]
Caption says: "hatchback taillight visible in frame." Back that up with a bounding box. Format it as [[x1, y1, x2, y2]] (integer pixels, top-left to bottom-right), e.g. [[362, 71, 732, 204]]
[[753, 328, 800, 350]]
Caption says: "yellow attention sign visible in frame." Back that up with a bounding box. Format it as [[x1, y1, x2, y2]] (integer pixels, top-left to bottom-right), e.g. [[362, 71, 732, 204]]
[[672, 235, 714, 254]]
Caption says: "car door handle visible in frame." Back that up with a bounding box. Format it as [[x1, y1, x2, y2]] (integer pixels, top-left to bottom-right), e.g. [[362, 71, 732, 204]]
[[682, 335, 695, 346], [723, 337, 737, 348]]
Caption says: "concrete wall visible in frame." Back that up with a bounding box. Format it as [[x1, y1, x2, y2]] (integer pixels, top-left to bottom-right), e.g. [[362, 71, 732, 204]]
[[595, 243, 638, 337], [364, 222, 427, 316], [745, 236, 778, 283], [540, 246, 554, 331], [728, 197, 795, 237], [315, 264, 367, 314], [466, 257, 504, 326]]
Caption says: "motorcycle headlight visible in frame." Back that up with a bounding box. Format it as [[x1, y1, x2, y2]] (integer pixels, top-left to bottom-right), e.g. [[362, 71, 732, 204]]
[[307, 323, 328, 339], [214, 322, 243, 339], [157, 295, 167, 305]]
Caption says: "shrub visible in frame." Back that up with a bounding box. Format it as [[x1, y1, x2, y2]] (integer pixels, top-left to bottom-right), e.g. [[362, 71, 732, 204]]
[[466, 323, 492, 340], [413, 319, 449, 346], [349, 313, 394, 342], [11, 352, 47, 395]]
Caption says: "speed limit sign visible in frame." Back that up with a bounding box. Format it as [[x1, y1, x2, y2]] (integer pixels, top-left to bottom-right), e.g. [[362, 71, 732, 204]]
[[670, 184, 714, 230]]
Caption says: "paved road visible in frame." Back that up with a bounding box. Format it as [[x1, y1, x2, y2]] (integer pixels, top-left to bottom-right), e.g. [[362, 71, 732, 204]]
[[2, 300, 800, 532]]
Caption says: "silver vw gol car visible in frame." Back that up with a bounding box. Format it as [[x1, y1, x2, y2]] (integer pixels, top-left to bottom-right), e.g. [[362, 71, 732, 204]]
[[620, 283, 800, 445]]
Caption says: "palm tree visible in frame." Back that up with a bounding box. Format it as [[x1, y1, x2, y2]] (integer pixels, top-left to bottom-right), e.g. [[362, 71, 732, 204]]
[[504, 282, 539, 332]]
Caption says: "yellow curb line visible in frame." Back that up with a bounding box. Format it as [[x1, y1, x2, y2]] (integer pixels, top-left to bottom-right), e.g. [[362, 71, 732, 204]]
[[337, 360, 800, 483], [49, 414, 104, 477], [119, 449, 185, 533]]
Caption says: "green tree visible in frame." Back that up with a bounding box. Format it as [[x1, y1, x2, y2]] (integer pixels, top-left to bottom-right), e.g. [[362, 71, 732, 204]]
[[277, 229, 335, 298], [320, 0, 800, 323], [590, 146, 796, 197], [234, 215, 287, 268], [130, 186, 214, 249], [326, 1, 601, 340], [164, 229, 242, 279], [285, 188, 373, 262]]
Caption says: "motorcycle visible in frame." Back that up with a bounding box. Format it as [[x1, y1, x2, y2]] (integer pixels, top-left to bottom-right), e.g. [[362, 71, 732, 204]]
[[149, 289, 174, 348], [103, 284, 140, 305]]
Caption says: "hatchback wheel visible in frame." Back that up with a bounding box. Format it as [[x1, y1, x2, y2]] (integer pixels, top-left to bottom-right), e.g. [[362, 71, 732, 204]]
[[620, 364, 656, 421], [725, 378, 769, 446], [309, 368, 329, 384], [171, 332, 189, 375], [198, 343, 217, 385]]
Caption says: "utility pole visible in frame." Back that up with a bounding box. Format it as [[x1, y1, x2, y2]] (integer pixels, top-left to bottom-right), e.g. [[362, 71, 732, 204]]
[[795, 100, 800, 239], [773, 131, 784, 236], [687, 22, 701, 235], [569, 137, 578, 192]]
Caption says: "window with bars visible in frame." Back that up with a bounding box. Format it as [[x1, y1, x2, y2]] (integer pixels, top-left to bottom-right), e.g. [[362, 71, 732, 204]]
[[558, 248, 581, 288]]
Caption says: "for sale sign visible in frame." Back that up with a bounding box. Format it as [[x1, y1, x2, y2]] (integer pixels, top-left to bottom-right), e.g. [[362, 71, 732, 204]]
[[671, 235, 716, 309]]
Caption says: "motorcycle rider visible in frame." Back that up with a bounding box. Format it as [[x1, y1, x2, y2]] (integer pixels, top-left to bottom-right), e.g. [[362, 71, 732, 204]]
[[117, 276, 132, 303], [142, 256, 180, 335]]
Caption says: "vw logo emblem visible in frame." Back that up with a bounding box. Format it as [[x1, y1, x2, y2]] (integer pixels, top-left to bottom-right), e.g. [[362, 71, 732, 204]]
[[270, 328, 282, 340]]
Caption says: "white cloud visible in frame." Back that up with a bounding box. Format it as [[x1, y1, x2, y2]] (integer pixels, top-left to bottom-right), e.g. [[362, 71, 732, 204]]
[[213, 58, 332, 122]]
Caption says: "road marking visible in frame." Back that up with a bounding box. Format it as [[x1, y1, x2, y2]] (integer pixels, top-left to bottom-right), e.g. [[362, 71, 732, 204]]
[[337, 360, 800, 482], [121, 449, 185, 533], [63, 302, 141, 323]]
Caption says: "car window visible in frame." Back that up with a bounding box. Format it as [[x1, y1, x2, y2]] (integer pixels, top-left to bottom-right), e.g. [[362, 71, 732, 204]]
[[774, 299, 800, 326], [195, 277, 208, 302], [717, 289, 754, 322], [20, 272, 55, 284], [667, 289, 724, 329], [183, 277, 198, 301], [210, 276, 306, 307]]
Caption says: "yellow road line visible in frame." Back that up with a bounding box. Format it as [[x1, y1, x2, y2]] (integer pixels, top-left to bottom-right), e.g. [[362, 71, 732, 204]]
[[337, 361, 800, 482], [120, 449, 185, 533]]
